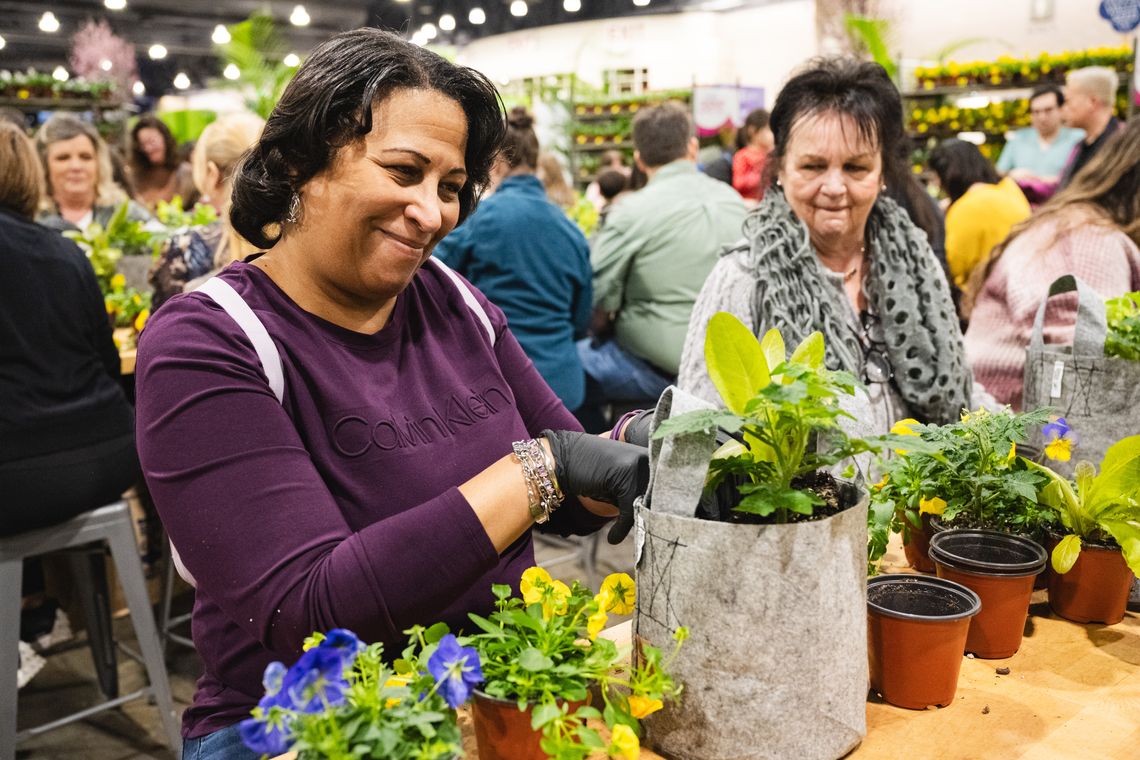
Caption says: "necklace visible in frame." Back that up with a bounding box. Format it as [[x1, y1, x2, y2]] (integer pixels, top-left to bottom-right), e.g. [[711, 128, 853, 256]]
[[842, 245, 866, 283]]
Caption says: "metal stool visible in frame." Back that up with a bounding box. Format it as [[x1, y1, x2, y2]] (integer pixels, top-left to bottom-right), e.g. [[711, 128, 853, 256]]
[[158, 538, 194, 652], [0, 501, 182, 760]]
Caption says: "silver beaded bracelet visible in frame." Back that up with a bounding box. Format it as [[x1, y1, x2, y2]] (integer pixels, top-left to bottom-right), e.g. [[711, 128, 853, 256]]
[[512, 438, 562, 523]]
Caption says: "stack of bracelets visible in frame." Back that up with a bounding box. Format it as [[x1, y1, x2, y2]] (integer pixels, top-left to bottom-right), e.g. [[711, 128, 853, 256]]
[[512, 438, 564, 524]]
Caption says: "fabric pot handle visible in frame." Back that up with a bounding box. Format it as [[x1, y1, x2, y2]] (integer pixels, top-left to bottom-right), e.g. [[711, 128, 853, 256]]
[[1027, 274, 1107, 357], [644, 385, 719, 518]]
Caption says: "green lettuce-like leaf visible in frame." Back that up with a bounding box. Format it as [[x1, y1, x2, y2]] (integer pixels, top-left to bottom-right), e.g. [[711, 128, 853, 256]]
[[704, 312, 769, 415], [789, 331, 825, 369], [1099, 519, 1140, 577], [1051, 534, 1082, 574], [1083, 435, 1140, 516]]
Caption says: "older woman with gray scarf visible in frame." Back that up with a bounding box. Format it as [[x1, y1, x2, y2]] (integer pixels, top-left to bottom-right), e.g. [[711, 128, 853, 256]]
[[679, 58, 977, 430]]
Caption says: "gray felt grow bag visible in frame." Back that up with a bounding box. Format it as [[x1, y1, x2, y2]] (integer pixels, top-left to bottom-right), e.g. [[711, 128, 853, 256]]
[[634, 387, 868, 760]]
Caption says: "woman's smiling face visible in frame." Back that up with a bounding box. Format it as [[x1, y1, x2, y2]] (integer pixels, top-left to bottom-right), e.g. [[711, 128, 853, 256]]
[[291, 87, 469, 305], [778, 110, 883, 247]]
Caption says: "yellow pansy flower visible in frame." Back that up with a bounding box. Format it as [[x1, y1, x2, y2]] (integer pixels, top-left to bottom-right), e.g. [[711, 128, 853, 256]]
[[872, 474, 889, 491], [587, 607, 608, 641], [610, 723, 640, 760], [1007, 441, 1016, 463], [890, 418, 919, 454], [628, 694, 663, 719], [919, 496, 947, 516], [383, 675, 410, 708], [110, 273, 126, 291], [542, 579, 571, 619], [1045, 437, 1072, 462], [134, 308, 149, 332], [520, 567, 552, 606], [601, 573, 636, 615]]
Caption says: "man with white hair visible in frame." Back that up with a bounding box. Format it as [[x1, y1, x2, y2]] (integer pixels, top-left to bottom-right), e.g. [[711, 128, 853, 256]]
[[1058, 66, 1122, 188]]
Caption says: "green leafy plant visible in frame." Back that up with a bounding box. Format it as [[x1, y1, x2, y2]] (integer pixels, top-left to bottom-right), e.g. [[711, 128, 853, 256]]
[[63, 201, 160, 292], [871, 408, 1053, 545], [154, 196, 218, 230], [1105, 291, 1140, 362], [103, 274, 151, 332], [654, 313, 891, 525], [464, 567, 685, 760], [240, 627, 465, 760], [214, 12, 298, 119], [1024, 434, 1140, 576], [844, 14, 898, 80]]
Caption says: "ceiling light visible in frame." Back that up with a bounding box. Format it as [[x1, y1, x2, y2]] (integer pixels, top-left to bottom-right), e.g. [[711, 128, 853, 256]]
[[633, 0, 651, 5], [52, 66, 69, 82], [411, 33, 426, 46], [283, 52, 300, 67], [223, 63, 240, 80], [100, 59, 113, 71], [39, 12, 60, 33], [104, 0, 127, 9], [132, 80, 145, 95], [148, 43, 167, 60], [0, 35, 7, 51], [421, 23, 438, 39], [510, 0, 527, 16], [290, 5, 310, 26], [439, 13, 456, 31], [212, 24, 231, 44], [564, 0, 581, 10], [469, 7, 486, 24], [173, 72, 191, 90]]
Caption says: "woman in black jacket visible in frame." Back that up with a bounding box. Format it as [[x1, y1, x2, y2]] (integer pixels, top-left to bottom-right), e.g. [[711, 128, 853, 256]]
[[0, 122, 139, 685]]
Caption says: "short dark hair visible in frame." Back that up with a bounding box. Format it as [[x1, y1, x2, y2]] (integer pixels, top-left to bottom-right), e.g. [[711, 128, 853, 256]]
[[632, 102, 692, 168], [928, 138, 1000, 204], [230, 28, 506, 249], [503, 107, 538, 170], [596, 168, 627, 201], [767, 58, 906, 190], [130, 114, 179, 170], [743, 108, 770, 135], [1029, 84, 1064, 109]]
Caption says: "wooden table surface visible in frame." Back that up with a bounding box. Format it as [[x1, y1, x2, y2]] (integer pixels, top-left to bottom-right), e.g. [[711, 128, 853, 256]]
[[273, 537, 1140, 759]]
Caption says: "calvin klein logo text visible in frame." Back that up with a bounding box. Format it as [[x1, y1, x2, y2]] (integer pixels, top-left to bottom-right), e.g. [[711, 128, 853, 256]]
[[331, 385, 512, 457]]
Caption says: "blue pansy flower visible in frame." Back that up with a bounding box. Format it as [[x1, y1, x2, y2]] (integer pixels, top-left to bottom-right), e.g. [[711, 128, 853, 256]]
[[427, 634, 483, 708], [239, 699, 293, 756], [281, 645, 352, 713]]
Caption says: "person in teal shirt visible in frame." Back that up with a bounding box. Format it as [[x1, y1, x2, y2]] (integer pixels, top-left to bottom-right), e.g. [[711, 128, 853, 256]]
[[434, 108, 592, 412], [996, 85, 1084, 184]]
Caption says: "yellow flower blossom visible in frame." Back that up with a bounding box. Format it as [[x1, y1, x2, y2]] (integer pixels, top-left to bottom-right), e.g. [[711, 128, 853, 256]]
[[601, 573, 636, 615], [383, 675, 410, 708], [872, 474, 889, 492], [890, 418, 919, 454], [610, 723, 640, 760], [134, 308, 149, 332], [628, 694, 663, 719], [1045, 437, 1072, 462], [110, 273, 126, 291], [919, 496, 947, 516], [520, 567, 552, 606], [587, 607, 608, 641], [542, 579, 571, 619], [1007, 441, 1016, 463]]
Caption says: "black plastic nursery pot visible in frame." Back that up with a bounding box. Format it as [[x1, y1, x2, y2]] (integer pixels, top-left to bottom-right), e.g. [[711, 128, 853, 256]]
[[929, 529, 1046, 659], [867, 574, 981, 709]]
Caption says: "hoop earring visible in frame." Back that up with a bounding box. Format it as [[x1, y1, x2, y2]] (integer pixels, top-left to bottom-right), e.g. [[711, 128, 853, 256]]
[[285, 192, 302, 225]]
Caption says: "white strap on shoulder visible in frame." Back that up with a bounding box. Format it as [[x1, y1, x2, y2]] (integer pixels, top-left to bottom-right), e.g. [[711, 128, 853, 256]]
[[427, 257, 497, 346], [197, 277, 285, 404]]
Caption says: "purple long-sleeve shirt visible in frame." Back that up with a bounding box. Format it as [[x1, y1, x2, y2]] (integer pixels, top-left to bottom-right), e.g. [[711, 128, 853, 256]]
[[135, 259, 605, 738]]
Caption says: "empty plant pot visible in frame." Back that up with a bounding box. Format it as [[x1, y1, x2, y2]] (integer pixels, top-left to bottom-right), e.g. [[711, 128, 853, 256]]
[[929, 529, 1046, 659], [472, 690, 585, 760], [867, 574, 981, 709], [1047, 537, 1135, 625]]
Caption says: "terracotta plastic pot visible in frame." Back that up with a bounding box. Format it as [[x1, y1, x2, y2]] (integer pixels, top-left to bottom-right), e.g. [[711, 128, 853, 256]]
[[929, 529, 1046, 659], [1047, 536, 1135, 625], [867, 574, 981, 709], [902, 514, 938, 573], [471, 690, 584, 760]]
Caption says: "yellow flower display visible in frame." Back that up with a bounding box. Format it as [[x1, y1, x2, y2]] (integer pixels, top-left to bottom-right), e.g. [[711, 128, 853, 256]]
[[628, 694, 663, 719], [609, 723, 640, 760], [919, 496, 947, 516], [600, 573, 636, 615]]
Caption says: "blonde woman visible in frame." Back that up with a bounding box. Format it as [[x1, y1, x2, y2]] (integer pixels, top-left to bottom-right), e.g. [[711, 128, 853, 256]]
[[35, 113, 150, 232], [966, 117, 1140, 409], [148, 112, 264, 310]]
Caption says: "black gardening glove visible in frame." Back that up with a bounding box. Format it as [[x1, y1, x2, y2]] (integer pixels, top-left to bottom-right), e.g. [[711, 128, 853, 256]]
[[619, 409, 655, 448], [542, 429, 650, 544]]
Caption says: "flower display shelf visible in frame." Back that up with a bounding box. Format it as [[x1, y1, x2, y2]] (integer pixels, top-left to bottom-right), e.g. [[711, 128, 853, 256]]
[[909, 45, 1133, 93], [569, 89, 691, 187]]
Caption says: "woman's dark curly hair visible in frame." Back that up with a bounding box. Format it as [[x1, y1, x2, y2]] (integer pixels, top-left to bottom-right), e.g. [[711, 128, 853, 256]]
[[130, 114, 179, 171], [231, 28, 506, 249], [765, 57, 906, 189]]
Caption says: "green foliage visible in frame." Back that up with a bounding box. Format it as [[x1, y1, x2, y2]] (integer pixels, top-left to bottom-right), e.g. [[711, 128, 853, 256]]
[[214, 12, 297, 119], [567, 194, 599, 238], [63, 201, 157, 292], [656, 314, 888, 525], [103, 276, 151, 330], [843, 14, 897, 79], [1025, 435, 1140, 576], [1105, 291, 1140, 362], [155, 196, 218, 229], [871, 408, 1054, 543], [283, 632, 460, 760], [464, 569, 684, 760]]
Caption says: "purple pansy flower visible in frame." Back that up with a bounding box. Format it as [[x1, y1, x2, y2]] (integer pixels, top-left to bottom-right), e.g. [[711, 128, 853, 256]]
[[281, 645, 352, 713], [426, 634, 483, 708]]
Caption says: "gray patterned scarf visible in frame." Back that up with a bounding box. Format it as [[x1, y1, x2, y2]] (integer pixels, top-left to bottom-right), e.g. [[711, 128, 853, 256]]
[[742, 189, 971, 425]]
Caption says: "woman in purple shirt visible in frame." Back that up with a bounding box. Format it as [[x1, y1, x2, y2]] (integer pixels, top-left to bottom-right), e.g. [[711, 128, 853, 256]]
[[134, 29, 648, 759]]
